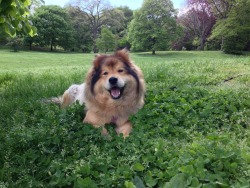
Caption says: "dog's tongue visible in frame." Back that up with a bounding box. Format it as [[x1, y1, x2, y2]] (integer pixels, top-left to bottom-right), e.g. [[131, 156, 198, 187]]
[[111, 88, 120, 98]]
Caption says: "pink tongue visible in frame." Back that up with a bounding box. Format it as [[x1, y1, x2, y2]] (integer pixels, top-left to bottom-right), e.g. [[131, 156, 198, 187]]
[[111, 88, 121, 98]]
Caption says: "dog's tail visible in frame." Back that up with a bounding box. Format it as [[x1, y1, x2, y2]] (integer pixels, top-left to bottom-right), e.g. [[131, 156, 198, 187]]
[[41, 83, 85, 108], [41, 90, 76, 108], [41, 96, 63, 106]]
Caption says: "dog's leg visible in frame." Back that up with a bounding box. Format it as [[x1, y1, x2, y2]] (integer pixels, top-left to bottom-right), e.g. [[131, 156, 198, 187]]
[[115, 120, 132, 138], [83, 111, 108, 136], [61, 91, 74, 108]]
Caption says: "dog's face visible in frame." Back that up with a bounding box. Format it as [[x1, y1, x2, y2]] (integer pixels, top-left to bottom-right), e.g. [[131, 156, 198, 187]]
[[84, 49, 145, 137], [88, 50, 141, 101], [101, 60, 127, 99]]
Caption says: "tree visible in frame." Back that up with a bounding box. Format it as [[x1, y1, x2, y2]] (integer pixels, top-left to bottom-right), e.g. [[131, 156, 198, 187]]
[[66, 5, 93, 52], [207, 0, 236, 19], [96, 27, 116, 53], [210, 0, 250, 53], [128, 0, 179, 54], [6, 36, 23, 52], [0, 0, 37, 37], [179, 0, 215, 50], [206, 0, 236, 50], [32, 5, 74, 51], [30, 0, 45, 12], [73, 0, 112, 53], [104, 6, 133, 49], [104, 6, 133, 36]]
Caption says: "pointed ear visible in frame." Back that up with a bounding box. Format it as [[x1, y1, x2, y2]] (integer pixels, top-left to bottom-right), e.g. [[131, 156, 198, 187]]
[[92, 54, 107, 69], [114, 49, 132, 66]]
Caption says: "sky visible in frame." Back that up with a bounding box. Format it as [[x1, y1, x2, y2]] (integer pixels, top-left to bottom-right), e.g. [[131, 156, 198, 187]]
[[44, 0, 186, 10]]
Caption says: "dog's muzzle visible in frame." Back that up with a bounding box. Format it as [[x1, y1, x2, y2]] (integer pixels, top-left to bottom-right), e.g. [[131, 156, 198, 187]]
[[108, 77, 124, 99]]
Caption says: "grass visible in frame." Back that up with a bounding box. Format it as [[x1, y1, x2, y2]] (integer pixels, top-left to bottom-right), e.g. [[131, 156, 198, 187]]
[[0, 50, 250, 187]]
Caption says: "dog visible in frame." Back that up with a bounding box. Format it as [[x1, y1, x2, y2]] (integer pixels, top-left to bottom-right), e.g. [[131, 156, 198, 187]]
[[60, 83, 85, 108], [43, 83, 85, 107], [55, 49, 145, 137]]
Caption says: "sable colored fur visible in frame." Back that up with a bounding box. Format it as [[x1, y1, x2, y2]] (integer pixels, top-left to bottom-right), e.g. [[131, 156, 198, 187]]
[[83, 49, 145, 137], [56, 49, 145, 137]]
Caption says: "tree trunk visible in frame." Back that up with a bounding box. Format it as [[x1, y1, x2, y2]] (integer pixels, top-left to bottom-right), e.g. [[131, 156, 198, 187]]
[[152, 50, 156, 55], [199, 38, 205, 50], [221, 37, 224, 51], [93, 27, 98, 53], [29, 41, 32, 50], [93, 44, 98, 53], [50, 40, 53, 51]]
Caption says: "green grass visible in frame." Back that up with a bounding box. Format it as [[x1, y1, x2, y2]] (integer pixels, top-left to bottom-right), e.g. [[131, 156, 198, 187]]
[[0, 50, 250, 187]]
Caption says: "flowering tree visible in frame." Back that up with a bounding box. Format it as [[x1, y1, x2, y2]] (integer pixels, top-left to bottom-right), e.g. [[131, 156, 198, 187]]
[[179, 0, 215, 50], [207, 0, 236, 19]]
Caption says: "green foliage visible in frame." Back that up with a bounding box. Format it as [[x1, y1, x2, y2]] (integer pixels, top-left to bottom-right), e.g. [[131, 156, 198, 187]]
[[6, 36, 23, 52], [210, 0, 250, 54], [66, 6, 93, 53], [0, 50, 250, 187], [104, 6, 133, 50], [117, 36, 131, 49], [128, 0, 179, 54], [0, 0, 37, 37], [96, 27, 116, 53], [32, 5, 74, 51], [104, 7, 130, 36]]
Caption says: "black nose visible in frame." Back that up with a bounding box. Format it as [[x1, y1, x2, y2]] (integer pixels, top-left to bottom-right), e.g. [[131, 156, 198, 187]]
[[109, 77, 118, 85]]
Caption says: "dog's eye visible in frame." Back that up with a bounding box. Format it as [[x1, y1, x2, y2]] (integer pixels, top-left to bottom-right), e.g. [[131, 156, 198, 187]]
[[118, 69, 124, 73], [103, 71, 108, 75]]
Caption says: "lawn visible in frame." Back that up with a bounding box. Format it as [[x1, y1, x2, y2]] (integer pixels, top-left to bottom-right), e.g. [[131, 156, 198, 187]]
[[0, 50, 250, 187]]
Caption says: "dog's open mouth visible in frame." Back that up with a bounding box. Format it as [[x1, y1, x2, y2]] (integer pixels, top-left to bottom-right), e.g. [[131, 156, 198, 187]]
[[109, 87, 124, 99]]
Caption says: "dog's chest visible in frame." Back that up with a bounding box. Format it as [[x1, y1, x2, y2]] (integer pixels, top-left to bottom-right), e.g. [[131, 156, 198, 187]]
[[111, 116, 118, 123]]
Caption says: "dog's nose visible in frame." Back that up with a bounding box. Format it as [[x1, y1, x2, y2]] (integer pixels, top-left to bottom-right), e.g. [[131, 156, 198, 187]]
[[109, 77, 118, 85]]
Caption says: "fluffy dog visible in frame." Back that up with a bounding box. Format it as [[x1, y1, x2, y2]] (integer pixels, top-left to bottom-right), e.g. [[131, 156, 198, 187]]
[[57, 49, 145, 137], [44, 83, 85, 108], [60, 83, 85, 108], [83, 49, 145, 137]]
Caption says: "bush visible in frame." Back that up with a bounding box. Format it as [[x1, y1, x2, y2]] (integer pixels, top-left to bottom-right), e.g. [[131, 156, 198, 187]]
[[223, 35, 248, 54]]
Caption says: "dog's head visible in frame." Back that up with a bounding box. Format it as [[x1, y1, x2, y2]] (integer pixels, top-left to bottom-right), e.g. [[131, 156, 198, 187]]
[[87, 49, 142, 100]]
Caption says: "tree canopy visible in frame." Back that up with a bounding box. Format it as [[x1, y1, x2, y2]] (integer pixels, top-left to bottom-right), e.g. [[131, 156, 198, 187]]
[[128, 0, 180, 54], [0, 0, 37, 37], [32, 5, 74, 51], [96, 27, 116, 53], [1, 0, 249, 54], [210, 0, 250, 53], [178, 0, 215, 50], [174, 0, 250, 53], [74, 0, 112, 53], [66, 6, 93, 52]]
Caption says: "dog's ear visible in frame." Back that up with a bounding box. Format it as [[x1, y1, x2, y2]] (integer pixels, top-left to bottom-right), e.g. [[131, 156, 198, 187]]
[[115, 49, 132, 67], [93, 54, 106, 70]]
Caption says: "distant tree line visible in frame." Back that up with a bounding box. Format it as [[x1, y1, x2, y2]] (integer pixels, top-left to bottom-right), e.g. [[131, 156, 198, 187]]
[[1, 0, 249, 54], [176, 0, 250, 54]]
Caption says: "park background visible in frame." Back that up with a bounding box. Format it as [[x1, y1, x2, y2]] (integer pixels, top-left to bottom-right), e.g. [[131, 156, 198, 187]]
[[1, 0, 250, 54], [0, 0, 250, 187]]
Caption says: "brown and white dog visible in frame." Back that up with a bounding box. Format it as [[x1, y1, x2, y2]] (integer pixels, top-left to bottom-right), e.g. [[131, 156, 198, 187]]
[[57, 49, 145, 137]]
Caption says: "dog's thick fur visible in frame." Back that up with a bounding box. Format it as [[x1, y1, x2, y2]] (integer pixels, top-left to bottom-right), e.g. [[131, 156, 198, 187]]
[[83, 49, 145, 137], [60, 83, 85, 108], [43, 83, 85, 107], [57, 49, 145, 137]]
